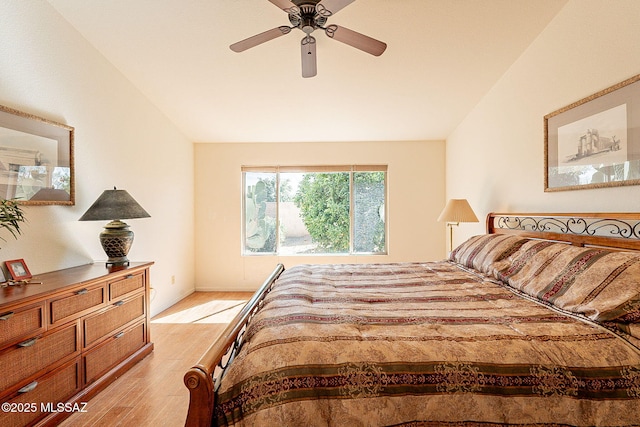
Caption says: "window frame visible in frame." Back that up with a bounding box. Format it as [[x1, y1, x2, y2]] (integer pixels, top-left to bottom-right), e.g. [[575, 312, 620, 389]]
[[241, 165, 388, 256]]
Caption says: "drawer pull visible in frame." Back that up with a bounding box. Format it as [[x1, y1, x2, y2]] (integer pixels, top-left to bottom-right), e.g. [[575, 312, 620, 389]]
[[125, 274, 134, 279], [113, 300, 125, 307], [18, 381, 38, 393], [76, 288, 89, 295], [0, 311, 14, 321], [18, 337, 39, 347], [114, 331, 125, 339]]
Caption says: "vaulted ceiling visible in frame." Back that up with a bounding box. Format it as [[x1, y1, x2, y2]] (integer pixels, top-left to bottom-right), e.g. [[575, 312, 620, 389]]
[[47, 0, 567, 142]]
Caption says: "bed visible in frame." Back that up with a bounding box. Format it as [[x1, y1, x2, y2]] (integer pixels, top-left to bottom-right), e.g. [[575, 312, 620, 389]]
[[184, 212, 640, 426]]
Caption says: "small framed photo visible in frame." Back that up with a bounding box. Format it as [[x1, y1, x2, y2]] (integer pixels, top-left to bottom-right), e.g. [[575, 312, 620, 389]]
[[5, 259, 32, 281]]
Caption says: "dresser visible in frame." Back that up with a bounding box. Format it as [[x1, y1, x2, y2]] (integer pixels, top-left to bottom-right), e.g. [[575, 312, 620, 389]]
[[0, 262, 154, 427]]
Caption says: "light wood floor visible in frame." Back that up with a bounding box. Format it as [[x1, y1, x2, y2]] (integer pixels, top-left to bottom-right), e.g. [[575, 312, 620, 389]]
[[59, 291, 253, 427]]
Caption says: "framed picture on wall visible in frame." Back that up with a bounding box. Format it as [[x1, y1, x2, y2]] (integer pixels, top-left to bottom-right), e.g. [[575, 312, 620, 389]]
[[545, 73, 640, 192], [5, 259, 32, 281]]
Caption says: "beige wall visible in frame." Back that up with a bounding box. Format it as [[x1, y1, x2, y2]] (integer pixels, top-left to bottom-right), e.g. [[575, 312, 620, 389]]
[[0, 1, 195, 316], [446, 0, 640, 247], [195, 141, 445, 291]]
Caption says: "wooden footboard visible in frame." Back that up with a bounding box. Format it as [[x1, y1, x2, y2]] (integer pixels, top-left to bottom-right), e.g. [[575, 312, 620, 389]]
[[183, 264, 285, 427]]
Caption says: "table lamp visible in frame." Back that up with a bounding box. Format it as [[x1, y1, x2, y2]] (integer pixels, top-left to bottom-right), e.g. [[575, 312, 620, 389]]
[[79, 187, 150, 266]]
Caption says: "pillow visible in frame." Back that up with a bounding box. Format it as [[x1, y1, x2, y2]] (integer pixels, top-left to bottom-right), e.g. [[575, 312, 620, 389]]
[[492, 240, 640, 323], [449, 234, 529, 274]]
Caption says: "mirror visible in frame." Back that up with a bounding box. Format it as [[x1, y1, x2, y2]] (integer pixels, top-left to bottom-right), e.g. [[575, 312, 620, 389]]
[[0, 105, 74, 205]]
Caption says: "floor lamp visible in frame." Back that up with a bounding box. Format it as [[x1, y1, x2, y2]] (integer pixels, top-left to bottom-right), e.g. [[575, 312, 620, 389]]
[[437, 199, 479, 252]]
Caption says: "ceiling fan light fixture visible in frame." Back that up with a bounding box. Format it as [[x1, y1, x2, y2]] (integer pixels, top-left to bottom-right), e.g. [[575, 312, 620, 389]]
[[301, 14, 316, 34]]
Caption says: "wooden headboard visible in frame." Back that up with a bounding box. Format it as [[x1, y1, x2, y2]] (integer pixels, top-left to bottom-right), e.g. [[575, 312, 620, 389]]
[[487, 212, 640, 252]]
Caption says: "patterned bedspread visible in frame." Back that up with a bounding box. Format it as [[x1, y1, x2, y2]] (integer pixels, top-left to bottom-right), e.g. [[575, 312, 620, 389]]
[[214, 262, 640, 426]]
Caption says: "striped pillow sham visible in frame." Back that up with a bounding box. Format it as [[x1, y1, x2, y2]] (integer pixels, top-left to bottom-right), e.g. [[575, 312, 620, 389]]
[[449, 234, 528, 274], [492, 240, 640, 323]]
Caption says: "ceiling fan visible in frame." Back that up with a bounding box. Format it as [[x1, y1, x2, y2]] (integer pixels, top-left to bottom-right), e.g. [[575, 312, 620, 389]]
[[230, 0, 387, 78]]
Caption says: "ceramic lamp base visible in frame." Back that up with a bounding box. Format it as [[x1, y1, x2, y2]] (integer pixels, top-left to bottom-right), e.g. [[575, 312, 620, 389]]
[[100, 220, 134, 266]]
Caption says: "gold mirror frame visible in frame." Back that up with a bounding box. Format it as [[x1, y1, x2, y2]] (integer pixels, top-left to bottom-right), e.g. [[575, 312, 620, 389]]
[[0, 105, 74, 205]]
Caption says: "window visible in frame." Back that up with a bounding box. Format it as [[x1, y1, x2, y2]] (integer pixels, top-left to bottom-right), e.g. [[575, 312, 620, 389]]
[[243, 166, 387, 255]]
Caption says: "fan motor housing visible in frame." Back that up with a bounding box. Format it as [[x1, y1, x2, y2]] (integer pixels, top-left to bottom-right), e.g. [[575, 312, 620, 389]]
[[289, 0, 327, 30]]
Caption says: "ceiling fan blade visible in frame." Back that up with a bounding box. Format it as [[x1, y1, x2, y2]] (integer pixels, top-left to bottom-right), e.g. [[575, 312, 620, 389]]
[[268, 0, 300, 15], [325, 24, 387, 56], [230, 26, 292, 53], [316, 0, 355, 17], [301, 36, 317, 78], [268, 0, 294, 12]]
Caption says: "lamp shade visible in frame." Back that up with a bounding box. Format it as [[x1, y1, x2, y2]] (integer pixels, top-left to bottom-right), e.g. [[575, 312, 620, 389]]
[[79, 188, 150, 221], [437, 199, 479, 223]]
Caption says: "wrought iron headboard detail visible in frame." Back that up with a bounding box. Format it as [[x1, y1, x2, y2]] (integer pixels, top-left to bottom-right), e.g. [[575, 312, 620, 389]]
[[487, 212, 640, 252]]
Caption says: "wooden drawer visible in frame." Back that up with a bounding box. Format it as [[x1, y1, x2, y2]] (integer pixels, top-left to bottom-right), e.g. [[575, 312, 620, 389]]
[[0, 322, 80, 393], [49, 283, 106, 326], [84, 321, 146, 385], [109, 272, 145, 301], [0, 262, 153, 426], [0, 302, 45, 349], [0, 360, 81, 427], [83, 293, 145, 348]]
